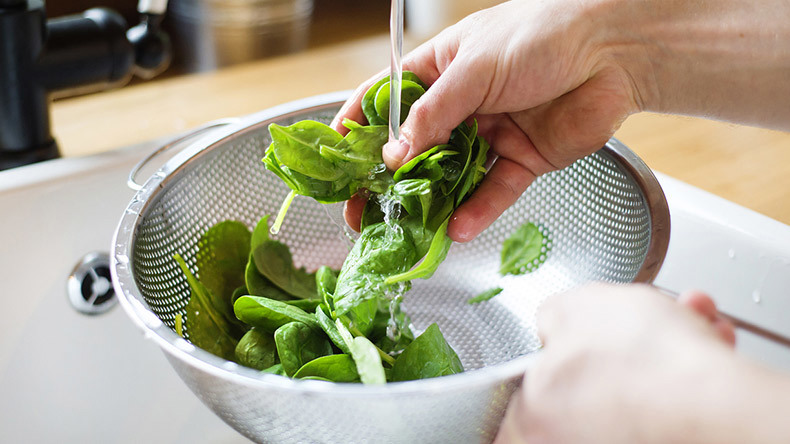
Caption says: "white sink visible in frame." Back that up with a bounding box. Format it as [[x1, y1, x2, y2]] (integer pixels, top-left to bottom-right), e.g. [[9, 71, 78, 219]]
[[1, 136, 788, 442], [0, 142, 248, 443]]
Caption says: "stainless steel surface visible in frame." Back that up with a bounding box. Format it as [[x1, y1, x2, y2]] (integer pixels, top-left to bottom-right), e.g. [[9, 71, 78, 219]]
[[169, 0, 314, 72], [111, 92, 670, 444], [127, 118, 239, 191]]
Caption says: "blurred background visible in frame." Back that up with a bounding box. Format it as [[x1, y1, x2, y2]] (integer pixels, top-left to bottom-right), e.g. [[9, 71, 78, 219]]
[[46, 0, 503, 77]]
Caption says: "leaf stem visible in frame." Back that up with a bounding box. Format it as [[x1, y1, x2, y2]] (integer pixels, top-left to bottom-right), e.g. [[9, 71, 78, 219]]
[[271, 190, 296, 235]]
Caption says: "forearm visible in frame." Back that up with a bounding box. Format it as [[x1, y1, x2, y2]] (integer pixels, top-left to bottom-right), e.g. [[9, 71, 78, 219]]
[[652, 353, 790, 444], [601, 0, 790, 130], [700, 357, 790, 444]]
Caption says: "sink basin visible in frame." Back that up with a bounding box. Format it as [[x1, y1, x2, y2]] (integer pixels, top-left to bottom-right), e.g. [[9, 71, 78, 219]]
[[0, 142, 248, 443], [1, 130, 788, 442]]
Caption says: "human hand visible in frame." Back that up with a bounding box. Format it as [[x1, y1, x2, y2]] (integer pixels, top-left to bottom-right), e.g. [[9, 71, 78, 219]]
[[493, 284, 789, 444], [335, 0, 790, 241], [334, 0, 646, 240]]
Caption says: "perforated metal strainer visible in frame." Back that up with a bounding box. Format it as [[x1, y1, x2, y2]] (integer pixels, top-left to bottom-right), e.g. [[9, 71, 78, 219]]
[[111, 92, 670, 444]]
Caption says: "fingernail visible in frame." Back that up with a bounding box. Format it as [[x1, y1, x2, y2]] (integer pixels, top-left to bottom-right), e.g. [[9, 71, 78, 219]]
[[383, 136, 411, 167]]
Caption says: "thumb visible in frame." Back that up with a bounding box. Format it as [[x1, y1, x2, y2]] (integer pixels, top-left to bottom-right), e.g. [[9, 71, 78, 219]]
[[382, 59, 487, 170]]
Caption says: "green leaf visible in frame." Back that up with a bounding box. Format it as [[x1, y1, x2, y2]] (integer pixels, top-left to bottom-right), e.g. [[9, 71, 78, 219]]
[[261, 363, 286, 376], [195, 220, 251, 329], [385, 218, 452, 285], [393, 145, 443, 182], [245, 258, 292, 301], [349, 336, 387, 385], [500, 222, 547, 275], [332, 222, 418, 335], [252, 240, 318, 300], [268, 121, 345, 181], [373, 79, 426, 124], [245, 216, 293, 301], [361, 77, 390, 125], [293, 354, 360, 382], [391, 179, 432, 225], [174, 254, 238, 361], [234, 295, 321, 333], [456, 135, 490, 205], [467, 287, 504, 305], [361, 71, 429, 126], [283, 299, 322, 312], [315, 265, 337, 310], [274, 322, 333, 377], [315, 305, 351, 354], [390, 323, 463, 381], [235, 327, 278, 370]]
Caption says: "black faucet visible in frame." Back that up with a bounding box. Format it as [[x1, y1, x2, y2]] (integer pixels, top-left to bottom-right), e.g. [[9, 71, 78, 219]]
[[0, 0, 170, 170]]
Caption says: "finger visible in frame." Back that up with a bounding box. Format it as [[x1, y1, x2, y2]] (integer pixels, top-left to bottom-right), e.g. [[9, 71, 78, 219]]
[[343, 191, 369, 233], [677, 290, 718, 323], [447, 156, 536, 243], [383, 53, 490, 170], [714, 317, 737, 347], [678, 290, 737, 346], [475, 113, 559, 176]]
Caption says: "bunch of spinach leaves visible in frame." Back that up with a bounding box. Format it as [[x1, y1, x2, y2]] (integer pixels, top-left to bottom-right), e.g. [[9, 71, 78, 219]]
[[175, 215, 462, 383], [264, 72, 490, 335]]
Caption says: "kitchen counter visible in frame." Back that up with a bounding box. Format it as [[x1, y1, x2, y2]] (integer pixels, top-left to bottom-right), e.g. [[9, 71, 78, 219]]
[[52, 34, 790, 226]]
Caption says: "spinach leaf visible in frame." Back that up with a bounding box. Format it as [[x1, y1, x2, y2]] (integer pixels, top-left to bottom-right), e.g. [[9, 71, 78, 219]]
[[500, 222, 547, 275], [332, 222, 418, 335], [315, 265, 337, 311], [390, 323, 463, 381], [361, 71, 428, 125], [349, 336, 387, 385], [334, 319, 386, 385], [467, 287, 504, 305], [235, 327, 278, 370], [293, 354, 360, 382], [315, 305, 351, 354], [261, 363, 286, 376], [245, 216, 293, 301], [234, 295, 321, 333], [252, 239, 318, 300], [274, 321, 333, 377], [390, 178, 432, 225], [195, 220, 251, 329], [174, 254, 238, 361], [268, 121, 346, 181], [283, 299, 322, 312], [384, 218, 452, 285], [373, 79, 426, 123]]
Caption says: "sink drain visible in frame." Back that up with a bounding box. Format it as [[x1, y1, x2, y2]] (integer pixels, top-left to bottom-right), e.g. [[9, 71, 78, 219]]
[[68, 252, 116, 315]]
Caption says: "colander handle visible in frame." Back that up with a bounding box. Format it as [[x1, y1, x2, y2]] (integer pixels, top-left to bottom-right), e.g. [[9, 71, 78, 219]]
[[657, 286, 790, 349], [127, 118, 240, 191]]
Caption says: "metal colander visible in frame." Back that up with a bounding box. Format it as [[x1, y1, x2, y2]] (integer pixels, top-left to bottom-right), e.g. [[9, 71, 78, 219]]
[[111, 92, 669, 444]]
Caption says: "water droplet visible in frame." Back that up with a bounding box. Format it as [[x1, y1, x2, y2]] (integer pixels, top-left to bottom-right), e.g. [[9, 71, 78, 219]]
[[175, 338, 196, 353], [752, 290, 762, 304], [727, 249, 736, 259], [115, 254, 130, 265], [222, 361, 239, 372]]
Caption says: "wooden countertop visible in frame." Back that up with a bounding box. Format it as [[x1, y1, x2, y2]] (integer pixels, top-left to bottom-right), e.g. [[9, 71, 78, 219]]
[[52, 35, 790, 226]]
